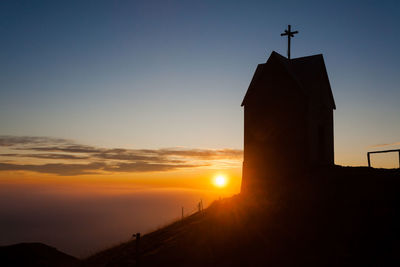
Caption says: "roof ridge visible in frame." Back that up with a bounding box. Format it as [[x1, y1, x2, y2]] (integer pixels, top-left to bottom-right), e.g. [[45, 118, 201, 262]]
[[270, 51, 304, 92], [291, 54, 323, 61]]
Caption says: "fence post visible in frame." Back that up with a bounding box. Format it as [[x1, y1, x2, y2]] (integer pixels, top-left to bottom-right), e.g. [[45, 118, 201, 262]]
[[132, 232, 141, 266]]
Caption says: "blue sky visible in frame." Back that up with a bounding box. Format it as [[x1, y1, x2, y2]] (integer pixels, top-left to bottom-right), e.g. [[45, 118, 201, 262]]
[[1, 0, 400, 166]]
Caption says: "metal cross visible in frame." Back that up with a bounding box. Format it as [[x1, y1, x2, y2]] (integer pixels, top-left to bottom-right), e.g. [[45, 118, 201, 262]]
[[280, 25, 298, 59]]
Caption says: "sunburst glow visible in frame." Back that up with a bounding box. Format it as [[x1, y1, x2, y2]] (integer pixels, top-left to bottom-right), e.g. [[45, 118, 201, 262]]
[[213, 175, 227, 188]]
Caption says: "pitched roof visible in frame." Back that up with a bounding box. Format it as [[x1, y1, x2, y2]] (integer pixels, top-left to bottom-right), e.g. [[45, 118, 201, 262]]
[[241, 51, 336, 109]]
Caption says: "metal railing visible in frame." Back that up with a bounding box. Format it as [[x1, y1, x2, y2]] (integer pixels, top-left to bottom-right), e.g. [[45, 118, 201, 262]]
[[367, 149, 400, 168]]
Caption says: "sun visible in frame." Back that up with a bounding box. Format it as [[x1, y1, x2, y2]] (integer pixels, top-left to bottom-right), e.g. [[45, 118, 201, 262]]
[[213, 175, 228, 188]]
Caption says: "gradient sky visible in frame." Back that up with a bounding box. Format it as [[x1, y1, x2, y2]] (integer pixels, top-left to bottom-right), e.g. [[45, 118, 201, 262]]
[[1, 0, 400, 257], [1, 0, 400, 165]]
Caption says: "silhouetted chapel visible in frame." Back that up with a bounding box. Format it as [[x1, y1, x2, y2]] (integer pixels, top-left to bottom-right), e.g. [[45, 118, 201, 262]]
[[241, 51, 336, 193]]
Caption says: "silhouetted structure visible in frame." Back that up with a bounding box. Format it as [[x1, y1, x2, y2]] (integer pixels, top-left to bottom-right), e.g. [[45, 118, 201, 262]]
[[241, 51, 336, 193]]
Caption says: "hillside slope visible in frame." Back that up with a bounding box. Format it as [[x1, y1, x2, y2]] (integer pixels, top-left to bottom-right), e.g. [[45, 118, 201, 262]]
[[0, 242, 79, 267], [83, 166, 400, 267]]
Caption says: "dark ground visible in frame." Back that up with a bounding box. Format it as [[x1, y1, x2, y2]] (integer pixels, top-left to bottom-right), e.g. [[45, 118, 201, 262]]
[[2, 166, 400, 266], [82, 166, 400, 267], [0, 242, 79, 267]]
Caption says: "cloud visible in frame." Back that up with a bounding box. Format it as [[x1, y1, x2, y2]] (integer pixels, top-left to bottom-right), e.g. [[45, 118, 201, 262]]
[[103, 162, 208, 173], [156, 148, 243, 159], [0, 162, 104, 176], [92, 150, 167, 162], [0, 161, 206, 176], [0, 153, 89, 160], [371, 141, 400, 148], [91, 148, 242, 162], [0, 136, 70, 147], [27, 145, 100, 154], [0, 135, 242, 176]]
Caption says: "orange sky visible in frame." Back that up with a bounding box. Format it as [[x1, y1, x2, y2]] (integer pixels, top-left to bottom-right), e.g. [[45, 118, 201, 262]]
[[0, 136, 242, 196], [0, 134, 398, 195], [0, 167, 242, 196], [0, 143, 242, 257]]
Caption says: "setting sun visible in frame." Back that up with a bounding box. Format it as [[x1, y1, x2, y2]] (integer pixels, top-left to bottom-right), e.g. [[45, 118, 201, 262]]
[[213, 175, 228, 188]]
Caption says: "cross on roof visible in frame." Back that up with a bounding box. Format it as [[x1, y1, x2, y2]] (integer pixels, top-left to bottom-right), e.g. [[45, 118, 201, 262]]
[[280, 25, 298, 60]]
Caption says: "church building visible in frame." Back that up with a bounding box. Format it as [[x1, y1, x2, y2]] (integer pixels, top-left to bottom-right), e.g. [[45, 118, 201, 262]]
[[240, 50, 336, 193]]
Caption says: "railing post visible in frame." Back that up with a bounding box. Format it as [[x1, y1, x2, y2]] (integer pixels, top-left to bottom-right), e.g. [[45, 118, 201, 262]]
[[367, 152, 371, 167], [398, 151, 400, 169]]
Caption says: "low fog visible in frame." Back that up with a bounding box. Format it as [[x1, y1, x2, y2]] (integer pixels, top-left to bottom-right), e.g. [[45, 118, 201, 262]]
[[0, 184, 219, 258]]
